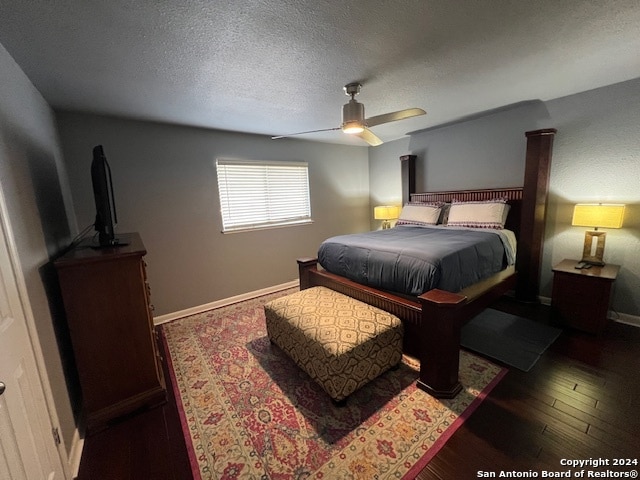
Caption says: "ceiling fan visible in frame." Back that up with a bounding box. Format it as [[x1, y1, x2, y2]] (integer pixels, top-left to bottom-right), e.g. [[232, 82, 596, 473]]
[[272, 82, 426, 146]]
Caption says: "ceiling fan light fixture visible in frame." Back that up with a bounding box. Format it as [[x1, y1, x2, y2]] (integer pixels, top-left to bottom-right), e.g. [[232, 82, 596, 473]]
[[342, 98, 365, 134], [342, 121, 365, 134], [272, 83, 425, 146]]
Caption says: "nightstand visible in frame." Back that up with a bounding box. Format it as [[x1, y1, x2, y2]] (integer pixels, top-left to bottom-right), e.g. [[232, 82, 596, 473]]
[[551, 259, 620, 334]]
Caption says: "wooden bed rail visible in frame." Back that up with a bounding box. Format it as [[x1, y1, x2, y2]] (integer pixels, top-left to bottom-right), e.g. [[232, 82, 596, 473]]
[[298, 257, 423, 324]]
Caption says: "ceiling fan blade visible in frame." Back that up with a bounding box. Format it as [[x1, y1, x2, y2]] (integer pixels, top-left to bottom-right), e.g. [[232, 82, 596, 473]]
[[355, 127, 383, 146], [272, 127, 340, 139], [365, 108, 426, 128]]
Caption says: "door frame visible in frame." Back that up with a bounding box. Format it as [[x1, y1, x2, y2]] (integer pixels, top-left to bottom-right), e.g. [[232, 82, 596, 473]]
[[0, 180, 71, 478]]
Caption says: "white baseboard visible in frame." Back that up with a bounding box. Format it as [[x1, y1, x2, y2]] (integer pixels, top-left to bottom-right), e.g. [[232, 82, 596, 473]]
[[68, 428, 83, 479], [539, 295, 639, 328], [154, 279, 300, 326], [615, 312, 640, 328]]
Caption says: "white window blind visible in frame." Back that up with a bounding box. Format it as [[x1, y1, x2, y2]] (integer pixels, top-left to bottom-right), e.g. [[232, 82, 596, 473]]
[[216, 159, 312, 233]]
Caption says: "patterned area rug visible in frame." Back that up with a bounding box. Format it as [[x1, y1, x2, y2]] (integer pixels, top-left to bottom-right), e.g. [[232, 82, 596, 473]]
[[161, 288, 506, 479]]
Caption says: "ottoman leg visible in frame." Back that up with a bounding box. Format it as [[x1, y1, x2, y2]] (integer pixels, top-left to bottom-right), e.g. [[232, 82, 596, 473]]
[[332, 397, 347, 408]]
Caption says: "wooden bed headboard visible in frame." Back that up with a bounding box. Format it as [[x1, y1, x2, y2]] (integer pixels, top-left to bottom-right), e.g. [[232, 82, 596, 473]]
[[400, 128, 556, 302]]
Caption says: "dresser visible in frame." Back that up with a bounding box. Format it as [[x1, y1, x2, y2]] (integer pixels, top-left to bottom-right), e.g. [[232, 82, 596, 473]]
[[55, 232, 165, 433]]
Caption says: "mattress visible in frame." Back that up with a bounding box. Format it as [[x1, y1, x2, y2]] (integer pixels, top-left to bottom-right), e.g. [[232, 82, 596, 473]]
[[317, 225, 516, 296]]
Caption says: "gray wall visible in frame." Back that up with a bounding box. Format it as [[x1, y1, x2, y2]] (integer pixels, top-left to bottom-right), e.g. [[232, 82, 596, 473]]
[[369, 78, 640, 317], [369, 101, 549, 226], [542, 79, 640, 317], [0, 43, 77, 457], [55, 112, 370, 315]]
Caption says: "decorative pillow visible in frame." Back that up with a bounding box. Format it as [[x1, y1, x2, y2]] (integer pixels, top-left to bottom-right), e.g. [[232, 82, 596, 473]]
[[446, 197, 510, 229], [395, 202, 444, 226]]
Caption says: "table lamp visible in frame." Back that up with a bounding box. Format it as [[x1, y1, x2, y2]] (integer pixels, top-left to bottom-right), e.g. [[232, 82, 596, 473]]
[[571, 203, 625, 266], [374, 205, 401, 229]]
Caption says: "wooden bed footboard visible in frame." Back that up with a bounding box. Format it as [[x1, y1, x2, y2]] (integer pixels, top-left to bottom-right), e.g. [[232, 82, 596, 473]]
[[298, 257, 517, 398]]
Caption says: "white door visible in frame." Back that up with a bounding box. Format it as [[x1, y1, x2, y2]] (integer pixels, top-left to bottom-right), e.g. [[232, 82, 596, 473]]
[[0, 194, 66, 478]]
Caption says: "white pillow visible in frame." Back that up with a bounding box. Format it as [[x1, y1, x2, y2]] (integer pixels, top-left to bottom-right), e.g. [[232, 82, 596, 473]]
[[396, 202, 443, 226], [446, 198, 510, 229]]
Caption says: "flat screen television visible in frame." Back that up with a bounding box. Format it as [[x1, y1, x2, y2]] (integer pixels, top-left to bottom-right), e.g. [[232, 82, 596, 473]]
[[91, 145, 127, 247]]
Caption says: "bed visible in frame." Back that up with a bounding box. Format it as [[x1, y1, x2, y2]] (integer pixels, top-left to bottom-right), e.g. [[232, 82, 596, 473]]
[[297, 128, 556, 398], [318, 223, 517, 297]]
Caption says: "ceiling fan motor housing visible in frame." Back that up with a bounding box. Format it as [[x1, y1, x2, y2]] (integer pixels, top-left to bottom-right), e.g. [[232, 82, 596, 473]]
[[342, 99, 365, 132]]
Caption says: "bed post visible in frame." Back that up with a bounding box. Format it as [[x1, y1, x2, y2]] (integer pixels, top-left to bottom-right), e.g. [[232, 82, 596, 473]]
[[516, 128, 556, 302], [297, 257, 318, 290], [400, 154, 416, 205], [416, 290, 466, 398]]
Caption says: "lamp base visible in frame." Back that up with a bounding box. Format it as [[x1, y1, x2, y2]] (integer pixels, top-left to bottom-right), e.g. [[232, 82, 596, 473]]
[[581, 230, 606, 266], [381, 220, 391, 229], [580, 258, 605, 267]]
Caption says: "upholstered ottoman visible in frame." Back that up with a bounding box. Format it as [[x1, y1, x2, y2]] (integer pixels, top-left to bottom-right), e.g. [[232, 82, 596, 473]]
[[264, 286, 403, 403]]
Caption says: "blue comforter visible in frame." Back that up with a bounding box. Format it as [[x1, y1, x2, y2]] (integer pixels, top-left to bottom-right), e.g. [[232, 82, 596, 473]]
[[318, 225, 515, 296]]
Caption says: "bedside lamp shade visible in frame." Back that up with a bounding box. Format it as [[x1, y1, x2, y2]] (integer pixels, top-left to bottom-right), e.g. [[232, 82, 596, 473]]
[[571, 204, 625, 229], [374, 205, 401, 229], [571, 204, 625, 266]]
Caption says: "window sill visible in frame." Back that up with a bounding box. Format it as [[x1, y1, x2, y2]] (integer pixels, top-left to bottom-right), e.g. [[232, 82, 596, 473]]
[[221, 219, 314, 234]]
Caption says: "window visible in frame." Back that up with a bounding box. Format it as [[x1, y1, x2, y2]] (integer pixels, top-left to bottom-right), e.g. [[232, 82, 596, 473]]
[[216, 159, 312, 233]]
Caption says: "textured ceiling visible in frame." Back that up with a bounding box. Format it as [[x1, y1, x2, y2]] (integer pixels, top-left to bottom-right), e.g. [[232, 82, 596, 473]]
[[1, 0, 639, 146]]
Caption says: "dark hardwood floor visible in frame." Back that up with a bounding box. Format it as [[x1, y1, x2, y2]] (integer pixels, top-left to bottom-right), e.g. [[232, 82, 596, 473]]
[[418, 297, 640, 479], [75, 336, 192, 480], [76, 297, 640, 479]]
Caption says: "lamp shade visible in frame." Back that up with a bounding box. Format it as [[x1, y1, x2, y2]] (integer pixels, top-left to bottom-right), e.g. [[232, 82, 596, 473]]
[[374, 205, 401, 220], [572, 204, 625, 229]]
